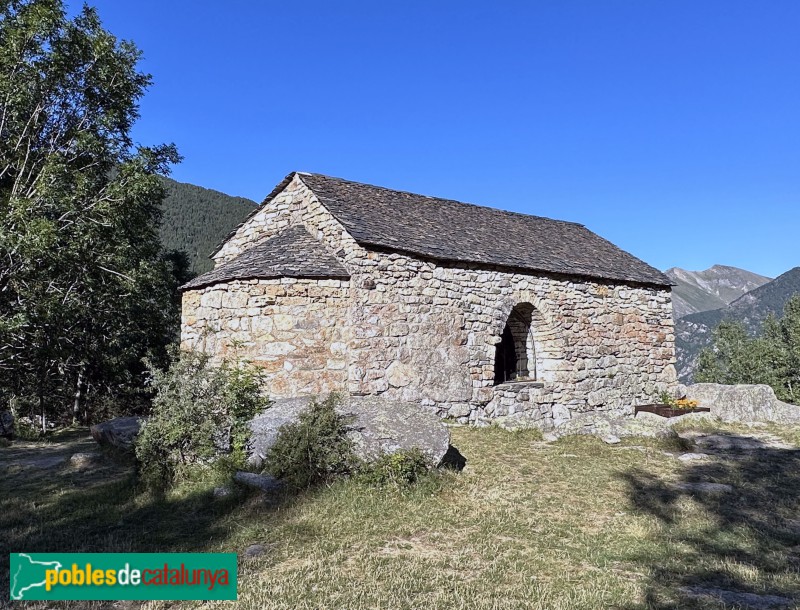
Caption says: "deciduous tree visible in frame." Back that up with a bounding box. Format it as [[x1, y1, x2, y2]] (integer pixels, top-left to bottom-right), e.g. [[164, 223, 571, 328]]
[[0, 0, 181, 426]]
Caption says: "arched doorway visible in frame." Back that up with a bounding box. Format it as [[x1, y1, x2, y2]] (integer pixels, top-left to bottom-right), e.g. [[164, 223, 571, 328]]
[[494, 303, 536, 385]]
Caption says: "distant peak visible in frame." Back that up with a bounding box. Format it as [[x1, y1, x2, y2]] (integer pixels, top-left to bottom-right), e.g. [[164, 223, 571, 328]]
[[774, 266, 800, 279], [667, 264, 771, 278]]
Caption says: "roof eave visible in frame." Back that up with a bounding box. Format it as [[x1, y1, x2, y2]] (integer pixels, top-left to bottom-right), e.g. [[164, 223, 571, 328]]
[[180, 271, 350, 293]]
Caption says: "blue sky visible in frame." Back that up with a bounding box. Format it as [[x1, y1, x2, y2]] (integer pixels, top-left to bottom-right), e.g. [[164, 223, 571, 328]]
[[84, 1, 799, 278]]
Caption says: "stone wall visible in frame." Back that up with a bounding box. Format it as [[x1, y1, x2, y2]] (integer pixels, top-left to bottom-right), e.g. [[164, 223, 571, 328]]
[[181, 278, 350, 399], [214, 173, 361, 265], [184, 175, 677, 429], [343, 251, 676, 428]]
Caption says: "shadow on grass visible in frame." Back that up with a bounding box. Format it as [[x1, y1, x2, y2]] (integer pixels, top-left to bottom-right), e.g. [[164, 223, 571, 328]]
[[621, 432, 800, 609], [441, 444, 467, 471], [0, 444, 296, 609]]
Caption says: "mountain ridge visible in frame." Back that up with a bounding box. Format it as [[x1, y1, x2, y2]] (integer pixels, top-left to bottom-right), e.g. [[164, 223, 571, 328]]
[[675, 267, 800, 381], [665, 265, 772, 319]]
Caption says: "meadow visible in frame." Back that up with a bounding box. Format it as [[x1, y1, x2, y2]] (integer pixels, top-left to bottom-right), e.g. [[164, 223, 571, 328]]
[[2, 423, 799, 609]]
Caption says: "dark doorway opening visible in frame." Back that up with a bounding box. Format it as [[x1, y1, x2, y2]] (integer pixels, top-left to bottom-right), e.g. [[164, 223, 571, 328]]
[[494, 325, 517, 385], [493, 303, 535, 385]]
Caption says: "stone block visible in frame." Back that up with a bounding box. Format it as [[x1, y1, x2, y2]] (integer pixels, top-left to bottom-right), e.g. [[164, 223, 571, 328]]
[[260, 342, 296, 357], [200, 291, 222, 309]]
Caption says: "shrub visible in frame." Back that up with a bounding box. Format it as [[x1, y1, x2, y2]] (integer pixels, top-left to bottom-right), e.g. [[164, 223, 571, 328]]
[[262, 394, 358, 489], [135, 349, 269, 487], [357, 448, 430, 488], [14, 417, 45, 441]]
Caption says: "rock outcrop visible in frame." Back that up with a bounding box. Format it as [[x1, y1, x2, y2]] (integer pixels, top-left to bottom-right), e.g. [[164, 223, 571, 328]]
[[90, 416, 142, 451], [0, 410, 13, 439], [685, 383, 800, 424], [544, 409, 714, 440], [531, 383, 799, 441]]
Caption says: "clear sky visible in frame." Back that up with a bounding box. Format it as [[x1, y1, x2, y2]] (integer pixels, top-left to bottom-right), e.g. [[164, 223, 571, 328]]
[[81, 1, 799, 278]]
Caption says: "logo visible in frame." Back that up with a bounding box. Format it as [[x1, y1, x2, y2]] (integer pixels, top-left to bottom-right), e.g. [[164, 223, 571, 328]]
[[9, 553, 237, 601]]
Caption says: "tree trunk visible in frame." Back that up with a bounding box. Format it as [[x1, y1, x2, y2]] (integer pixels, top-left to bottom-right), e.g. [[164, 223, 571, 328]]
[[72, 369, 84, 425], [39, 391, 45, 435]]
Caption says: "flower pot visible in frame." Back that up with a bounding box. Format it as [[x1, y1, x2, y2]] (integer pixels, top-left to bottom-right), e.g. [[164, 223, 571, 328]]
[[634, 404, 711, 418]]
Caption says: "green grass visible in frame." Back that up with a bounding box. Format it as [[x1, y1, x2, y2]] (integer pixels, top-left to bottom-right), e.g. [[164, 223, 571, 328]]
[[2, 425, 799, 609]]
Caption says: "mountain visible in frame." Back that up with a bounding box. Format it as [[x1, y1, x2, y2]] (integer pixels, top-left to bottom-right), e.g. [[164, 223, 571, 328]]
[[675, 267, 800, 381], [666, 265, 772, 319], [158, 177, 256, 274]]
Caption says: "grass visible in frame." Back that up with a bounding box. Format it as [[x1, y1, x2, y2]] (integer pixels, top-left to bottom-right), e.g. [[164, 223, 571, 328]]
[[2, 425, 799, 609]]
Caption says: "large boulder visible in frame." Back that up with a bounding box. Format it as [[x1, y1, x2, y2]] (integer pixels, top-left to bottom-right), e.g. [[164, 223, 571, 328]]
[[247, 397, 313, 467], [548, 409, 716, 440], [90, 416, 142, 451], [0, 410, 13, 439], [247, 396, 451, 469], [685, 383, 800, 424], [90, 396, 452, 467], [343, 396, 451, 465]]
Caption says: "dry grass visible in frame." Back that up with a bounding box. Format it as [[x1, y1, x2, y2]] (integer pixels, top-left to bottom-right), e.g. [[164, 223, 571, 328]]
[[2, 425, 800, 609]]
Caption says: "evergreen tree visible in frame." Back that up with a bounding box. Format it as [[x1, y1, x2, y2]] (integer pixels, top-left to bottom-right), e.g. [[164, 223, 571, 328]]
[[696, 295, 800, 403], [0, 0, 180, 426], [158, 177, 254, 274]]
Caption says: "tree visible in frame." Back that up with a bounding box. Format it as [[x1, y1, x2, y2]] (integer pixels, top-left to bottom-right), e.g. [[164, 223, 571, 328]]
[[695, 295, 800, 404], [0, 0, 181, 427], [766, 296, 800, 403]]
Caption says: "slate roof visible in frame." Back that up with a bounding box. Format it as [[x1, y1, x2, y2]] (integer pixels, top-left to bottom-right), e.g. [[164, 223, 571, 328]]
[[209, 172, 672, 288], [299, 173, 671, 287], [182, 225, 350, 290]]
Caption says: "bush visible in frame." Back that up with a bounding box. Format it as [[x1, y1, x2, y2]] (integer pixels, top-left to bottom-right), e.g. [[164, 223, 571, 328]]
[[357, 449, 430, 488], [262, 394, 358, 489], [135, 349, 269, 487], [14, 417, 45, 441]]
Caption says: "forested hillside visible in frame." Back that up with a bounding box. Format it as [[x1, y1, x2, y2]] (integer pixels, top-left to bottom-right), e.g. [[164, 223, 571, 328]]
[[159, 178, 256, 274], [675, 267, 800, 381]]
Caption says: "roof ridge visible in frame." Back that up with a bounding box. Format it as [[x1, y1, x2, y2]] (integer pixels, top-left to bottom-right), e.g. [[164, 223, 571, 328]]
[[298, 172, 586, 228]]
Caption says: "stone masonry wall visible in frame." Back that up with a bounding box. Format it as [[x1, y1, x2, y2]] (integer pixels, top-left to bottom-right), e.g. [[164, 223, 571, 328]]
[[183, 174, 677, 429], [345, 251, 676, 428], [181, 278, 350, 399]]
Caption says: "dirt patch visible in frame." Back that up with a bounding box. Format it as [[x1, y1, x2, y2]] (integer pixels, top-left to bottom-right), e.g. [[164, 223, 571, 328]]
[[379, 534, 447, 559], [0, 429, 132, 489]]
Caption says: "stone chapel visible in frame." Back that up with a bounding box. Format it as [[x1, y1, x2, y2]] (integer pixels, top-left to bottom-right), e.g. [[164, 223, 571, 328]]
[[181, 172, 676, 426]]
